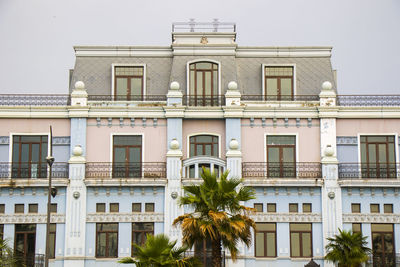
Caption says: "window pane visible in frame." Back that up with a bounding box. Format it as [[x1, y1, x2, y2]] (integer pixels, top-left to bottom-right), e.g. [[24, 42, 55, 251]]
[[97, 232, 106, 257], [195, 136, 212, 143], [108, 232, 118, 257], [281, 78, 292, 97], [267, 147, 279, 162], [116, 78, 128, 97], [302, 233, 312, 257], [204, 145, 212, 156], [190, 71, 195, 95], [303, 203, 312, 213], [131, 78, 142, 96], [370, 204, 380, 213], [204, 72, 211, 95], [96, 203, 105, 213], [289, 204, 298, 213], [290, 223, 311, 231], [132, 203, 141, 212], [213, 71, 218, 95], [50, 203, 57, 213], [266, 78, 278, 96], [15, 204, 24, 213], [378, 144, 387, 163], [110, 203, 119, 213], [29, 204, 38, 213], [255, 233, 264, 257], [196, 72, 203, 96], [384, 204, 393, 214], [266, 232, 276, 257], [254, 204, 263, 212], [361, 143, 367, 163], [371, 224, 393, 232], [145, 203, 154, 212], [290, 233, 300, 257], [267, 203, 276, 213], [352, 223, 362, 233], [212, 144, 218, 157], [195, 62, 212, 69], [368, 144, 376, 163], [282, 147, 295, 163], [0, 204, 4, 214], [257, 223, 276, 231], [114, 136, 142, 146], [351, 203, 361, 213]]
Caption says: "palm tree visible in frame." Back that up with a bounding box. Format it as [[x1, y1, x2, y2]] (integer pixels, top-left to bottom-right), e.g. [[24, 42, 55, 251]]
[[325, 229, 371, 267], [173, 168, 256, 267], [118, 234, 200, 267], [0, 238, 23, 267]]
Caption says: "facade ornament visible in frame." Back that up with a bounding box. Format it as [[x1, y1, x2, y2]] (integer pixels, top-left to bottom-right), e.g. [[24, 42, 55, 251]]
[[171, 191, 178, 199], [73, 191, 80, 199], [229, 138, 239, 150], [324, 145, 334, 157], [170, 139, 180, 150], [328, 191, 335, 199], [200, 36, 208, 44]]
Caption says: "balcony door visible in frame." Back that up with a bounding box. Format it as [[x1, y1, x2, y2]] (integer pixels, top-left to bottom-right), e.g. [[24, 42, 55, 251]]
[[189, 62, 218, 106], [15, 224, 36, 267], [267, 136, 296, 177], [113, 136, 142, 178], [360, 136, 396, 178], [371, 224, 395, 267], [12, 135, 48, 178]]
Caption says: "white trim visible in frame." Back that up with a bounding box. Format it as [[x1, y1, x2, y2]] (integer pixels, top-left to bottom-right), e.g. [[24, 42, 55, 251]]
[[357, 133, 399, 164], [109, 133, 145, 163], [9, 133, 51, 163], [111, 64, 147, 100], [186, 132, 222, 159], [185, 59, 222, 98], [262, 64, 297, 98], [263, 133, 299, 163]]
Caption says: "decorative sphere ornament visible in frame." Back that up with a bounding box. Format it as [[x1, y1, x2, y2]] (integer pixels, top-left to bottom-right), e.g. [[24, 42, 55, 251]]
[[324, 145, 334, 157], [73, 145, 83, 156], [170, 139, 180, 150], [170, 81, 180, 90], [73, 191, 80, 199], [228, 81, 238, 90], [75, 81, 85, 90], [322, 81, 332, 91], [328, 191, 335, 199], [229, 138, 239, 150], [171, 192, 178, 199]]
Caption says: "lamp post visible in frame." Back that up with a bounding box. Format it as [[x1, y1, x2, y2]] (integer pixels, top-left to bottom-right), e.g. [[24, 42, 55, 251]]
[[45, 126, 55, 267]]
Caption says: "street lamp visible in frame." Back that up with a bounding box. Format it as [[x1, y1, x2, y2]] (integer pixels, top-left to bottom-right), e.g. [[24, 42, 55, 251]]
[[45, 126, 55, 267]]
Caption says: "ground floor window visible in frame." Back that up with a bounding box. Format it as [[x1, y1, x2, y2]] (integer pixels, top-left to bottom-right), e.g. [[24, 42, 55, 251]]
[[131, 222, 154, 256], [15, 224, 36, 267], [290, 223, 312, 258], [96, 223, 118, 258], [255, 223, 276, 257], [371, 224, 395, 267], [49, 224, 56, 259]]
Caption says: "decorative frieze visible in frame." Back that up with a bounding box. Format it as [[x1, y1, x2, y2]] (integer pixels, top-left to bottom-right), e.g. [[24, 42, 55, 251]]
[[0, 136, 9, 144], [251, 213, 322, 223], [343, 213, 400, 223], [0, 214, 65, 224], [53, 136, 71, 145], [86, 213, 164, 223], [336, 136, 357, 145]]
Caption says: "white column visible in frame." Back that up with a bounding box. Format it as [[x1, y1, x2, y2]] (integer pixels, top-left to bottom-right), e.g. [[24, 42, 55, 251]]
[[63, 145, 87, 267], [164, 139, 184, 245], [319, 81, 341, 267]]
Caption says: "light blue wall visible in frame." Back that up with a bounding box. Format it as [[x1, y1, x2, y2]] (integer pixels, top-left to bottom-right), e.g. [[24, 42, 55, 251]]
[[0, 144, 8, 162], [341, 188, 399, 213], [226, 118, 241, 151], [337, 145, 358, 163], [70, 118, 87, 156], [167, 118, 182, 151], [53, 145, 70, 163]]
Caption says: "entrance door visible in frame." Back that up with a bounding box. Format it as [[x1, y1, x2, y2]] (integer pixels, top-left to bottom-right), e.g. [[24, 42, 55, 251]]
[[371, 224, 395, 267], [267, 136, 296, 178], [15, 224, 36, 267], [113, 136, 142, 178]]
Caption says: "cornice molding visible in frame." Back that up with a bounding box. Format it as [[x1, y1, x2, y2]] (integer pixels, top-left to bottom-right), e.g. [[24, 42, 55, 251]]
[[0, 214, 65, 224], [251, 213, 322, 223], [86, 212, 164, 223], [343, 213, 400, 223]]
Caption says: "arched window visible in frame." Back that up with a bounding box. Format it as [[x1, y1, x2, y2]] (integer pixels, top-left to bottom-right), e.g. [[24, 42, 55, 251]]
[[189, 135, 219, 157], [189, 62, 219, 106]]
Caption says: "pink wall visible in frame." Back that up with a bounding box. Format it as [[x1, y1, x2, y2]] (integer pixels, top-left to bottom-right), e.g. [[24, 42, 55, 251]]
[[86, 118, 167, 162], [0, 119, 70, 136], [241, 119, 320, 162], [337, 119, 400, 135], [182, 120, 226, 159]]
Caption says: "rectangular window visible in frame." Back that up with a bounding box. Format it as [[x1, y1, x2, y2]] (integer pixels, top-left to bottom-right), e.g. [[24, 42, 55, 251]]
[[371, 224, 395, 267], [114, 66, 144, 101], [383, 204, 393, 214], [370, 204, 380, 213], [113, 136, 142, 178], [28, 204, 38, 213], [49, 224, 56, 259], [255, 223, 276, 257], [0, 224, 3, 241], [132, 223, 154, 256], [302, 203, 312, 213], [145, 203, 154, 212], [50, 203, 57, 213], [352, 223, 362, 234], [96, 223, 118, 258], [110, 203, 119, 213], [189, 62, 219, 106], [267, 136, 296, 178], [290, 223, 312, 258], [267, 203, 276, 213], [132, 203, 141, 212], [12, 135, 48, 178], [265, 66, 294, 100], [15, 204, 24, 214], [360, 135, 396, 178], [189, 135, 219, 157], [351, 203, 361, 213], [96, 203, 106, 213], [254, 203, 263, 212], [0, 204, 4, 214], [15, 224, 36, 266], [289, 203, 298, 213]]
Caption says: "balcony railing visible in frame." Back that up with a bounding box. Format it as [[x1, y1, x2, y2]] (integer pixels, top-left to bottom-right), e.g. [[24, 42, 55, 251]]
[[0, 162, 69, 179], [182, 156, 226, 178], [85, 162, 166, 179], [339, 163, 399, 179], [337, 95, 400, 106], [183, 95, 225, 107], [241, 95, 319, 101], [0, 94, 70, 106], [172, 19, 235, 33], [88, 95, 167, 101], [183, 250, 225, 267], [242, 162, 322, 179]]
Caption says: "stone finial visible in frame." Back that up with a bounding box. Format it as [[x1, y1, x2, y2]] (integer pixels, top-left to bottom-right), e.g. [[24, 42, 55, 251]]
[[74, 81, 85, 90], [170, 138, 180, 150], [72, 145, 83, 156], [324, 145, 334, 157], [228, 81, 238, 90], [229, 138, 239, 150], [170, 81, 180, 90], [322, 81, 332, 91]]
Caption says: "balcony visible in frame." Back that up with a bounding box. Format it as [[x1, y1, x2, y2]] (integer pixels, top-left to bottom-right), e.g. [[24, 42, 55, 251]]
[[85, 162, 166, 179], [242, 162, 322, 179], [338, 163, 399, 179], [0, 162, 69, 179], [182, 156, 226, 179], [183, 95, 225, 107], [0, 94, 70, 106]]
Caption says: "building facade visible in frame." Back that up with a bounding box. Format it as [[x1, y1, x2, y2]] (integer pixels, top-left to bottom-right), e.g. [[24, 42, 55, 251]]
[[0, 22, 399, 267]]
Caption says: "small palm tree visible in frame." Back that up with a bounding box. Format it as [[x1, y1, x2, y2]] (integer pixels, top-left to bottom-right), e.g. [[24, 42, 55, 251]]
[[325, 229, 371, 267], [173, 168, 256, 267], [118, 234, 200, 267], [0, 238, 23, 267]]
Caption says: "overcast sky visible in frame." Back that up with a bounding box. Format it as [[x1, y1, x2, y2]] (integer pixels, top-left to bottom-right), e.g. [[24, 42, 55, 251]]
[[0, 0, 399, 94]]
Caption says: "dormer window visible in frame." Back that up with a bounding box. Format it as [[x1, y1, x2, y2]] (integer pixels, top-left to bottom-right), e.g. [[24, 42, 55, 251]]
[[113, 65, 144, 101], [188, 62, 219, 106], [264, 66, 294, 100]]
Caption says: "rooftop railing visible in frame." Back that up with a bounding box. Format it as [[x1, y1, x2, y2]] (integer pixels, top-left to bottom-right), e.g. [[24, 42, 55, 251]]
[[88, 95, 167, 101], [182, 95, 225, 106], [85, 162, 166, 179], [0, 162, 69, 179], [172, 19, 236, 33], [337, 95, 400, 106], [338, 163, 399, 179], [241, 95, 319, 101], [242, 162, 322, 179], [0, 94, 70, 106]]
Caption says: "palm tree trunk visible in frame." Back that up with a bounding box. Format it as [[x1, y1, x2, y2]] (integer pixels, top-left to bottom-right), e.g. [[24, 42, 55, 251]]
[[211, 237, 222, 267]]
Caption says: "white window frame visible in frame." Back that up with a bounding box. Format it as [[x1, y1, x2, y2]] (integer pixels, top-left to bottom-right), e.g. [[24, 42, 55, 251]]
[[186, 59, 221, 97], [262, 64, 297, 98], [111, 64, 147, 100]]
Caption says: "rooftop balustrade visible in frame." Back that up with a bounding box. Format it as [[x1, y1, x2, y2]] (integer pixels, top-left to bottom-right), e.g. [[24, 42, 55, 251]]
[[0, 94, 70, 106], [0, 162, 69, 179], [338, 163, 400, 179], [337, 95, 400, 106], [85, 162, 166, 179], [242, 162, 322, 179], [172, 19, 236, 33], [88, 94, 167, 102]]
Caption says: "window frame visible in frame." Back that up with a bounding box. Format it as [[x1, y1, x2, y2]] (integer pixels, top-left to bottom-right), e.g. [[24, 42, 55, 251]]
[[131, 222, 154, 257], [254, 223, 277, 258], [289, 223, 313, 258], [187, 133, 221, 158], [95, 223, 119, 258], [111, 64, 146, 101], [262, 64, 296, 100], [186, 59, 221, 99], [111, 134, 144, 178]]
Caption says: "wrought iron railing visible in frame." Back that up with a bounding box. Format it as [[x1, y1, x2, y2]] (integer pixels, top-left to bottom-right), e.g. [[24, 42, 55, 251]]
[[183, 95, 225, 106], [183, 250, 225, 267], [88, 95, 167, 101], [0, 162, 69, 179], [0, 94, 70, 106], [242, 162, 322, 179], [337, 95, 400, 106], [85, 162, 166, 179], [172, 19, 235, 33], [241, 95, 319, 101], [365, 253, 400, 267], [339, 163, 399, 179]]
